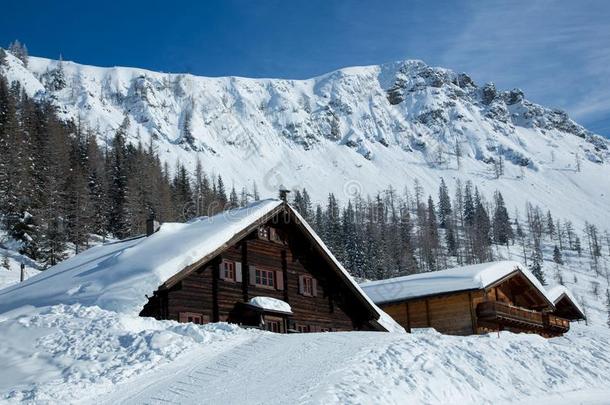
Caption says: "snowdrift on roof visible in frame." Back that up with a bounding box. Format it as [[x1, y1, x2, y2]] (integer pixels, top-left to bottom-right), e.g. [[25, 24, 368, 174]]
[[248, 297, 292, 314], [360, 261, 554, 305]]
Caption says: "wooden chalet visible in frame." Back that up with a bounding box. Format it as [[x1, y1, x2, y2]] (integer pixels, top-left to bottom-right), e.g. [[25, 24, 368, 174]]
[[361, 261, 575, 337], [139, 198, 390, 333]]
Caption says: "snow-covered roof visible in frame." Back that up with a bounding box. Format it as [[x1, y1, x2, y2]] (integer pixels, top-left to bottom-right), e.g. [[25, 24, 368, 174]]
[[360, 261, 555, 307], [547, 285, 586, 319], [0, 199, 402, 332], [0, 199, 283, 315], [248, 297, 292, 314]]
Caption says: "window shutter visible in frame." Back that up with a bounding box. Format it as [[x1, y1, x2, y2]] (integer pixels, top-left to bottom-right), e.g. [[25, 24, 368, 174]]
[[219, 261, 226, 280], [298, 275, 304, 295], [312, 278, 318, 297], [235, 262, 242, 282], [249, 265, 257, 285], [276, 271, 284, 290]]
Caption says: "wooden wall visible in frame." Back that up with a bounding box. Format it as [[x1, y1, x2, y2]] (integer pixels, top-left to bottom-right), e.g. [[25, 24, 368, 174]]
[[381, 292, 475, 335], [377, 279, 564, 338]]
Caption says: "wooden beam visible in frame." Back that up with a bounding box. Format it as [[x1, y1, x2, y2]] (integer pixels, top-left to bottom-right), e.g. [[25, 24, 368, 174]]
[[242, 241, 249, 302], [405, 301, 411, 333], [212, 257, 219, 322], [281, 249, 289, 303], [468, 292, 477, 334], [425, 299, 431, 327]]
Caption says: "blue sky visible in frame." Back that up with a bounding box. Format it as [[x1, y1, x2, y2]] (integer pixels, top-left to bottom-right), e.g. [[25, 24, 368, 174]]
[[1, 0, 609, 136]]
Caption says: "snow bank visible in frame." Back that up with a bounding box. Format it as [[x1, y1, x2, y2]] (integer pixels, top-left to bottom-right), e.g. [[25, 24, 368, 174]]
[[3, 305, 608, 404], [0, 304, 253, 403], [248, 296, 292, 313], [361, 261, 553, 306], [0, 200, 282, 315]]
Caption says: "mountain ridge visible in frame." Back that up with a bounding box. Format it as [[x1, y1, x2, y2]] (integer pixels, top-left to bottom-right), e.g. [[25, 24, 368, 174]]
[[1, 50, 609, 228]]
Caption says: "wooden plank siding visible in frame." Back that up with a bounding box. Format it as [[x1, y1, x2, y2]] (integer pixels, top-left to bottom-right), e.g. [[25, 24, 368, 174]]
[[380, 292, 475, 335]]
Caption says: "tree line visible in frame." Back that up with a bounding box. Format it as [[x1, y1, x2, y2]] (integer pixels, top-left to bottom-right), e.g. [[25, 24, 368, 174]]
[[0, 74, 258, 267], [292, 182, 610, 289]]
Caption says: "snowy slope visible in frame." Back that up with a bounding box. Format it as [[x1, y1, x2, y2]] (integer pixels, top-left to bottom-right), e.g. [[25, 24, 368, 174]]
[[1, 52, 609, 230], [1, 304, 610, 404]]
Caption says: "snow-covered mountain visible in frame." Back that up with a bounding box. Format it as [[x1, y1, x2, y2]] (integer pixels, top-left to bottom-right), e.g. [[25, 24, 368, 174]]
[[1, 51, 609, 228]]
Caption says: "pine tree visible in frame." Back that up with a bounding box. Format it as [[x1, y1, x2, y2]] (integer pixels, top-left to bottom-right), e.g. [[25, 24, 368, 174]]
[[181, 108, 195, 148], [47, 56, 66, 91], [171, 163, 194, 220], [492, 191, 512, 246], [1, 254, 9, 270], [529, 241, 546, 285], [553, 245, 563, 265], [437, 178, 452, 229], [8, 40, 28, 66], [228, 186, 239, 209], [421, 196, 439, 271], [463, 181, 475, 227], [325, 193, 344, 262], [342, 200, 364, 277], [546, 210, 555, 238], [107, 117, 130, 238]]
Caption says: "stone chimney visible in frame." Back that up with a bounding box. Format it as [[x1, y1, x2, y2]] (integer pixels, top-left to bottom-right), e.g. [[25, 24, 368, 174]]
[[279, 186, 291, 202]]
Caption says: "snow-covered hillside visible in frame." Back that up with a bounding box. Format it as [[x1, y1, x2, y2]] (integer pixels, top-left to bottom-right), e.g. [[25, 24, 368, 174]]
[[1, 304, 609, 404], [1, 51, 609, 230]]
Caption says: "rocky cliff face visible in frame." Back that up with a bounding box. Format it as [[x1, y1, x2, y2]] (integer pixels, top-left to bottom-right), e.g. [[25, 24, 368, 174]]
[[2, 52, 609, 227]]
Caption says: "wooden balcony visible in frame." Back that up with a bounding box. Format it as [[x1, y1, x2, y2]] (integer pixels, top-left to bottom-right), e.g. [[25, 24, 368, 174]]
[[476, 301, 569, 333]]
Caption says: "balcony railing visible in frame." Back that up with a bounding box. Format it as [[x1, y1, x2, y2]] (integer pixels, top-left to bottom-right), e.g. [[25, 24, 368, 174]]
[[476, 301, 569, 332]]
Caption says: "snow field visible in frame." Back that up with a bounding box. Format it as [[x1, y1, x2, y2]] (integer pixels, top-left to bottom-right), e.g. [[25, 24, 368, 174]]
[[1, 305, 610, 404]]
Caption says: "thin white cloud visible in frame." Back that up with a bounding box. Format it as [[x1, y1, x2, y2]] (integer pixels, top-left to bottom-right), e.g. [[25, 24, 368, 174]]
[[439, 0, 610, 132]]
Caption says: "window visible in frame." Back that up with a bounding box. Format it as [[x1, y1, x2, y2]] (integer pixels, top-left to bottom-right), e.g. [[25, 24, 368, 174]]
[[303, 276, 313, 295], [255, 268, 275, 288], [266, 320, 281, 333], [299, 275, 317, 296], [222, 260, 235, 281], [179, 312, 209, 325], [296, 324, 310, 333]]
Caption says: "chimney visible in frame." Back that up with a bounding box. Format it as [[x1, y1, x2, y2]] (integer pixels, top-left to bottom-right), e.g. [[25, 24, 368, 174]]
[[279, 186, 291, 202], [146, 213, 160, 236]]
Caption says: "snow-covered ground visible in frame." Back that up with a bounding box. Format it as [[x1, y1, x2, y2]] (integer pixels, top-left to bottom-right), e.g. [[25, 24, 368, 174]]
[[0, 246, 41, 289], [1, 304, 609, 404]]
